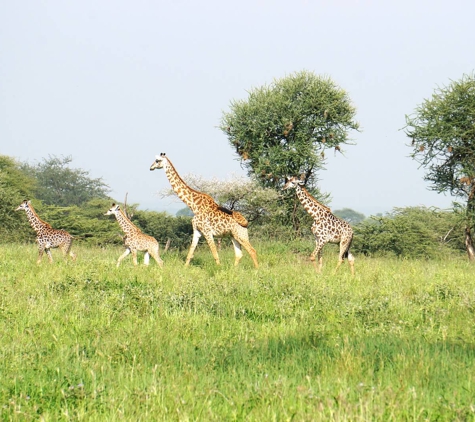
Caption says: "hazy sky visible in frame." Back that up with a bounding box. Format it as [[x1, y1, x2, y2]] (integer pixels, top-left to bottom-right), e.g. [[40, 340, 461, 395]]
[[1, 0, 474, 215]]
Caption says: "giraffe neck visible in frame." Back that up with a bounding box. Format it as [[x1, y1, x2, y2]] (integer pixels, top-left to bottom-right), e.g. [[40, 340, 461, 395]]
[[114, 209, 140, 235], [24, 206, 51, 233], [295, 185, 330, 219], [164, 159, 200, 210]]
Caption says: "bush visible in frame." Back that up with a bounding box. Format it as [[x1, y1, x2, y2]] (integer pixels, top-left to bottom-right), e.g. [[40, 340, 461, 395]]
[[353, 207, 464, 258]]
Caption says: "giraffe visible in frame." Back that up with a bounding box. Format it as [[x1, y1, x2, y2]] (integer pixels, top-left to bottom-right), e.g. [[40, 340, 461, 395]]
[[283, 177, 355, 275], [150, 153, 258, 268], [105, 203, 164, 268], [15, 199, 76, 264]]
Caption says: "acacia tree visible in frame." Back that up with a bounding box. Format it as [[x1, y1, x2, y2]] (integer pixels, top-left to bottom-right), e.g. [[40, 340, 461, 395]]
[[405, 73, 475, 260], [220, 70, 359, 190]]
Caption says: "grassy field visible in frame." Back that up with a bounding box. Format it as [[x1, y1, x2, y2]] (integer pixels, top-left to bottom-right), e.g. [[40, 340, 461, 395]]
[[1, 241, 474, 421]]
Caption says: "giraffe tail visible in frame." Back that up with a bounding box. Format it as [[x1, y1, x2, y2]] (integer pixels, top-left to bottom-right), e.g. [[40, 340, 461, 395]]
[[342, 238, 354, 259]]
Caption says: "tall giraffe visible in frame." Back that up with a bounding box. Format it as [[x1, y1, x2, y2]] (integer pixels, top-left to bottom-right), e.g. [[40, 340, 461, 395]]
[[105, 203, 164, 268], [150, 153, 258, 268], [283, 177, 355, 275], [15, 200, 76, 264]]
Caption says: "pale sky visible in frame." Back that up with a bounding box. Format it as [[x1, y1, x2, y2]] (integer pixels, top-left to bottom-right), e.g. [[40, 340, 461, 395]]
[[1, 0, 474, 216]]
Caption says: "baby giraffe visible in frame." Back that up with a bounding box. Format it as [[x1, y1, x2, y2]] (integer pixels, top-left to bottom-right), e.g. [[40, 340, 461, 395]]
[[283, 177, 355, 275], [15, 199, 76, 264], [105, 203, 163, 268]]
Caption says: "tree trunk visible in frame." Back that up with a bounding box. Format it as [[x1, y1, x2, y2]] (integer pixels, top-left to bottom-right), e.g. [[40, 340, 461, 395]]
[[292, 196, 300, 234], [466, 184, 475, 261], [464, 226, 475, 261]]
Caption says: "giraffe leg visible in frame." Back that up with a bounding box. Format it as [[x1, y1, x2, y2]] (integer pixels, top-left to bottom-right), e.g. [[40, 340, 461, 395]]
[[144, 252, 150, 266], [233, 227, 258, 268], [37, 245, 45, 264], [243, 242, 258, 268], [348, 252, 355, 276], [230, 238, 243, 266], [66, 240, 76, 261], [117, 248, 131, 267], [237, 240, 258, 268], [185, 228, 202, 266], [310, 240, 325, 273], [203, 233, 221, 265], [335, 238, 354, 275], [150, 246, 164, 268], [131, 250, 138, 266], [61, 241, 76, 261], [45, 248, 54, 263]]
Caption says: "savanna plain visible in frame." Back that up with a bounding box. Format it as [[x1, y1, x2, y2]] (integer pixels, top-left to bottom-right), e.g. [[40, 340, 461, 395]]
[[1, 241, 474, 421]]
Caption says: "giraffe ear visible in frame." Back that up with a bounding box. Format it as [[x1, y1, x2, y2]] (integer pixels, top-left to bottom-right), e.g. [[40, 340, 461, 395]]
[[299, 173, 306, 182]]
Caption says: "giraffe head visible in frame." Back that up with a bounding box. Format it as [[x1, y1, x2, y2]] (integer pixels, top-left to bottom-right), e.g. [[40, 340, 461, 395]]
[[283, 176, 304, 190], [105, 203, 121, 216], [150, 153, 168, 171], [15, 199, 31, 211]]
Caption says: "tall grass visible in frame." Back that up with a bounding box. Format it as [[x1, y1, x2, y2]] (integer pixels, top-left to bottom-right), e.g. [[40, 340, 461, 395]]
[[1, 242, 474, 421]]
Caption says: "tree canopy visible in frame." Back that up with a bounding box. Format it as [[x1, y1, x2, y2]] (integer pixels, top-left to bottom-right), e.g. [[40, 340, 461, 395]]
[[220, 70, 359, 190], [405, 73, 475, 260], [21, 155, 111, 207]]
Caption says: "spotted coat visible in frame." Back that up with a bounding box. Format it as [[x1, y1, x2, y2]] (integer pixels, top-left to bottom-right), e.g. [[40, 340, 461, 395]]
[[283, 177, 355, 275], [105, 204, 163, 268], [150, 153, 258, 268], [15, 200, 76, 264]]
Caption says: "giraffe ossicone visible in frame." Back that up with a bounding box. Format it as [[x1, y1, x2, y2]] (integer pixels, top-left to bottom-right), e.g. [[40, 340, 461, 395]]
[[105, 203, 164, 268], [283, 177, 355, 275], [150, 153, 258, 268], [15, 199, 76, 264]]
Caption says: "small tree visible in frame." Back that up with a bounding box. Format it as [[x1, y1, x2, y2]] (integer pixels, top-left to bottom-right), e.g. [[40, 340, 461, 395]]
[[405, 73, 475, 260], [161, 174, 280, 224], [220, 70, 359, 190]]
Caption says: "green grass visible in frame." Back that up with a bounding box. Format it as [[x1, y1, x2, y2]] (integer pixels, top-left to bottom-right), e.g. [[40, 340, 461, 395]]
[[1, 241, 475, 421]]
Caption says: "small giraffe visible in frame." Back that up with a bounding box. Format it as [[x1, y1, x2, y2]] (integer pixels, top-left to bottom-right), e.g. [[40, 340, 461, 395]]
[[15, 199, 76, 264], [150, 153, 258, 268], [105, 203, 164, 268], [283, 177, 355, 275]]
